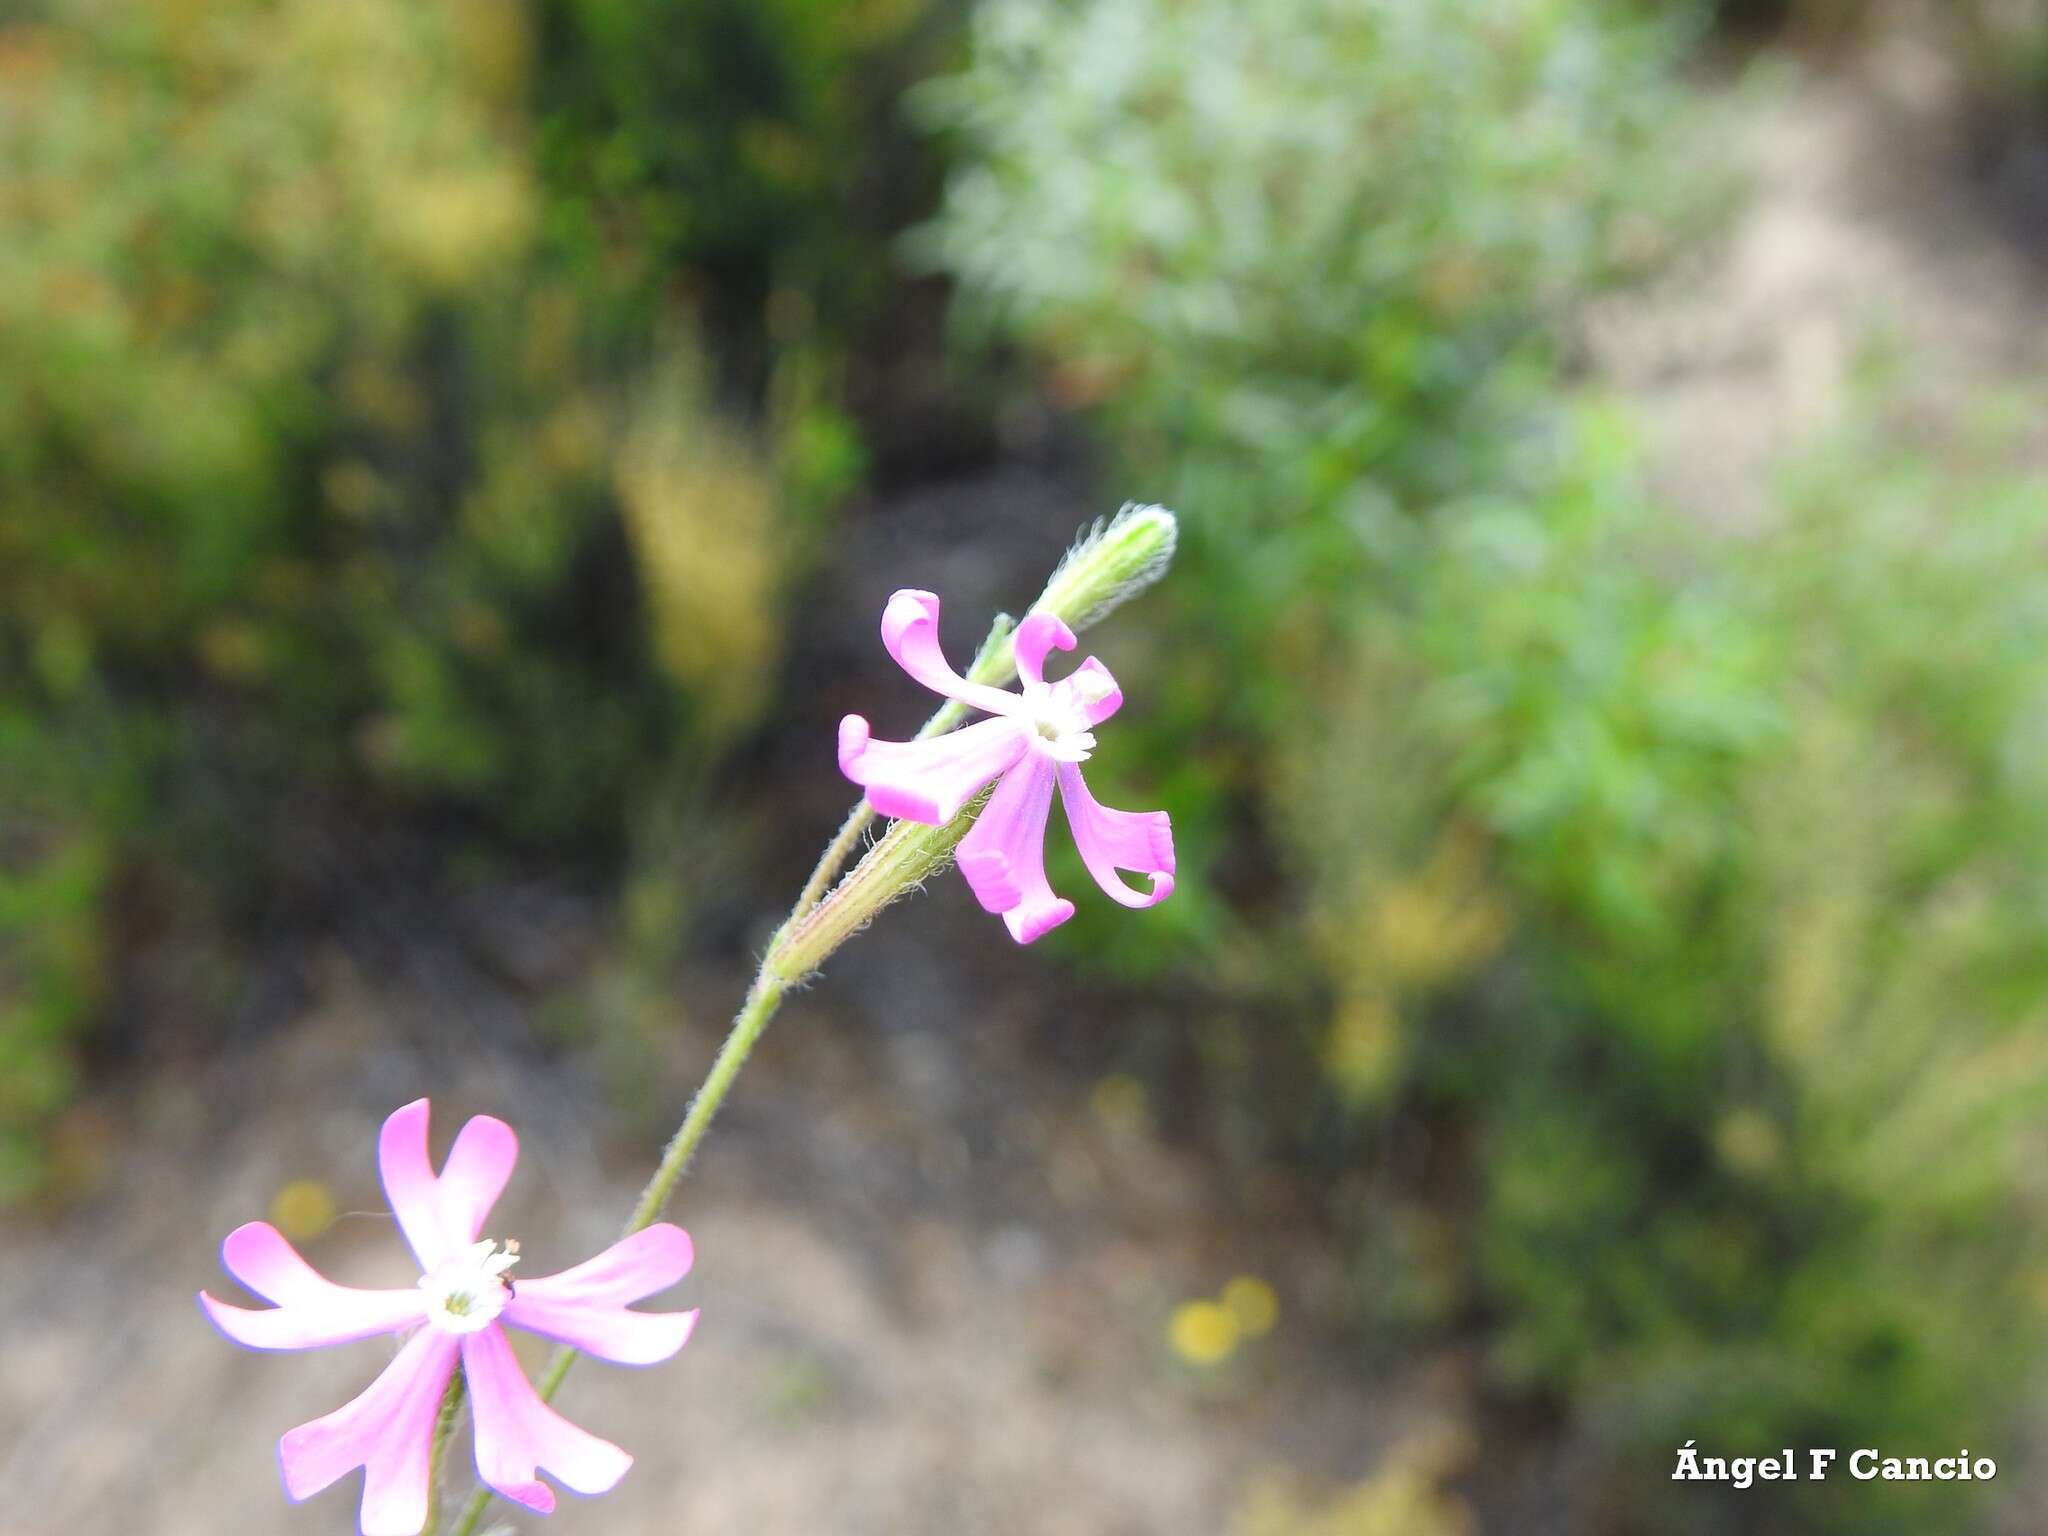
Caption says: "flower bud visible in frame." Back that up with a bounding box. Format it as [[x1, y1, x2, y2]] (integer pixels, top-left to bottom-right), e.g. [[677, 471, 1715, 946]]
[[1028, 502, 1179, 636]]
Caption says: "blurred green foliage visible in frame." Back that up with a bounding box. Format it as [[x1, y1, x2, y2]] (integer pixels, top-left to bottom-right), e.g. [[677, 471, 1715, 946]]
[[918, 0, 1729, 953], [1437, 394, 2048, 1526], [927, 0, 2047, 1527], [0, 0, 925, 1198]]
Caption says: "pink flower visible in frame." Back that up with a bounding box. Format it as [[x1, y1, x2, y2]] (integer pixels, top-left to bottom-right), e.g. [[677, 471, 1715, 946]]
[[200, 1100, 696, 1535], [839, 589, 1176, 943]]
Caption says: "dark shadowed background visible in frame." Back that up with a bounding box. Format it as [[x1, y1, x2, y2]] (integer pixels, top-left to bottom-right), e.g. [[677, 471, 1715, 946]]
[[7, 1, 2048, 1532]]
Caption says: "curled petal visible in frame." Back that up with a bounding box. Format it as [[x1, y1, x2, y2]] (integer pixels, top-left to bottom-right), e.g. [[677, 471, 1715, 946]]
[[879, 589, 1021, 717], [957, 757, 1075, 944], [378, 1100, 517, 1271], [505, 1225, 699, 1366], [278, 1328, 460, 1536], [464, 1323, 634, 1513], [1057, 656, 1124, 726], [200, 1222, 425, 1350], [1013, 613, 1076, 688], [839, 712, 1030, 824], [1058, 764, 1175, 908]]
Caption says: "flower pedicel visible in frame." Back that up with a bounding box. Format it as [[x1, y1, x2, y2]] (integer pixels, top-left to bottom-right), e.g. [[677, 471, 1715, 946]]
[[200, 1099, 696, 1535]]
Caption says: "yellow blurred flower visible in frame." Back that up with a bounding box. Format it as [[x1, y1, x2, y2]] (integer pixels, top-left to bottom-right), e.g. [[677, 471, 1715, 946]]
[[1169, 1299, 1240, 1366], [270, 1178, 337, 1241], [1222, 1275, 1279, 1338]]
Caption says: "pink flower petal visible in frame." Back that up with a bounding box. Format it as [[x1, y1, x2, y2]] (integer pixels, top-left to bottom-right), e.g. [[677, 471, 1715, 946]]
[[957, 757, 1075, 943], [199, 1223, 425, 1350], [880, 589, 1022, 717], [504, 1225, 699, 1365], [278, 1328, 460, 1536], [839, 712, 1030, 824], [513, 1224, 695, 1305], [507, 1298, 699, 1366], [1057, 764, 1176, 908], [435, 1113, 518, 1250], [1057, 655, 1124, 726], [379, 1100, 453, 1271], [378, 1100, 517, 1271], [1013, 613, 1076, 688], [463, 1323, 633, 1511]]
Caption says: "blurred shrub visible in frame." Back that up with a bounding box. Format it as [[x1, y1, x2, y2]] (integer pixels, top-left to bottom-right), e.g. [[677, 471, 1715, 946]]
[[928, 0, 2046, 1527], [919, 0, 1727, 954], [533, 0, 943, 389], [1425, 394, 2048, 1526], [0, 0, 922, 1194]]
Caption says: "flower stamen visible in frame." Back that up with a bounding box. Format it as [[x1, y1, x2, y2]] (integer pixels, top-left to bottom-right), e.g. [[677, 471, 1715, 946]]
[[420, 1238, 521, 1335]]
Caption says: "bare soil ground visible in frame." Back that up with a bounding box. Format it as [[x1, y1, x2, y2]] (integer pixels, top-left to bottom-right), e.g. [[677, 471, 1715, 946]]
[[1590, 39, 2048, 529], [0, 928, 1432, 1536]]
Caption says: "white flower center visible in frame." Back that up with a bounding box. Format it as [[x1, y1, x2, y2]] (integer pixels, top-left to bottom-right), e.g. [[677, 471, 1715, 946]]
[[419, 1238, 520, 1334], [1023, 684, 1096, 763]]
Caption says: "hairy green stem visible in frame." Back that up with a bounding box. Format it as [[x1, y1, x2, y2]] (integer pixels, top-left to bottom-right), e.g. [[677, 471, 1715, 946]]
[[423, 1370, 466, 1533], [441, 973, 791, 1536], [788, 612, 1017, 917], [434, 507, 1177, 1535]]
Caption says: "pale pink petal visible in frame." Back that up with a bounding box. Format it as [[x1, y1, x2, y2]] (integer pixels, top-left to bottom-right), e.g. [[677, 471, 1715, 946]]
[[511, 1224, 695, 1306], [434, 1114, 517, 1250], [504, 1225, 698, 1365], [506, 1298, 699, 1365], [464, 1323, 633, 1512], [880, 589, 1021, 716], [839, 712, 1030, 824], [199, 1223, 425, 1351], [1056, 655, 1124, 726], [1057, 764, 1176, 908], [1013, 613, 1076, 688], [957, 756, 1075, 943], [278, 1328, 460, 1536], [378, 1099, 454, 1271]]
